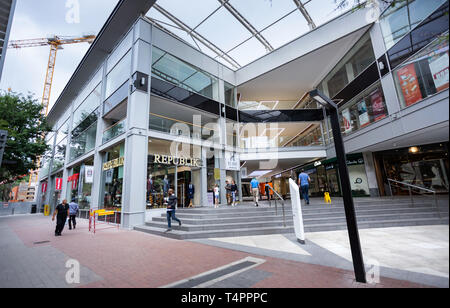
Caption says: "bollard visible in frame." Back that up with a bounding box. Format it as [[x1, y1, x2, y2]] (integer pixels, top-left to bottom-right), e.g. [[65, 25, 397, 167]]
[[324, 192, 332, 204]]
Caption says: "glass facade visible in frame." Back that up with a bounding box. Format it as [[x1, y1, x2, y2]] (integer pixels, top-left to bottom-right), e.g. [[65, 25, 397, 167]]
[[339, 81, 388, 135], [69, 121, 97, 161], [102, 143, 125, 210], [103, 118, 127, 144], [318, 32, 375, 98], [380, 0, 446, 50], [374, 143, 449, 195], [152, 46, 219, 101], [72, 84, 102, 129], [393, 33, 449, 108], [105, 50, 132, 99], [224, 81, 237, 107]]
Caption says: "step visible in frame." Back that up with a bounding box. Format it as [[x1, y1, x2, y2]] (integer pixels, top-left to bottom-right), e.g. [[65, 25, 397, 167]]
[[174, 202, 435, 214], [146, 213, 439, 231], [135, 217, 448, 240], [166, 206, 437, 220]]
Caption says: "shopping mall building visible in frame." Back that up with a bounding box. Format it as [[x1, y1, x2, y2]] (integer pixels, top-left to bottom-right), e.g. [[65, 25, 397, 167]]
[[37, 0, 449, 229]]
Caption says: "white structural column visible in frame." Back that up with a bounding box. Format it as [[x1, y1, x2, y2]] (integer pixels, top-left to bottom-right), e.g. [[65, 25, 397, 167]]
[[121, 21, 152, 229], [363, 152, 380, 197], [201, 147, 208, 206]]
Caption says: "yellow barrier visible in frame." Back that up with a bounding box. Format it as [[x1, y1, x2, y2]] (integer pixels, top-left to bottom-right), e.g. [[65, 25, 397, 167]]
[[324, 192, 332, 204], [44, 204, 50, 216]]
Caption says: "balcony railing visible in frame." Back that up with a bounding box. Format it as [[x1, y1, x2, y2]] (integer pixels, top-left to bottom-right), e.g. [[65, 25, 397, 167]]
[[102, 118, 127, 144]]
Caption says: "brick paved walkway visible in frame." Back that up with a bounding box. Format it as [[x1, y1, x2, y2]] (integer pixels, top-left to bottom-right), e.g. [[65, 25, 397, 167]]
[[0, 215, 432, 288]]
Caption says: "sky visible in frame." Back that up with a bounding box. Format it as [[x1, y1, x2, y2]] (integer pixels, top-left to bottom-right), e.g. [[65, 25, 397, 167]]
[[0, 0, 119, 111], [0, 0, 347, 113]]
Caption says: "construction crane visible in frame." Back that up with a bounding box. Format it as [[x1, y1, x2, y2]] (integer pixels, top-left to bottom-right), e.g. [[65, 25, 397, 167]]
[[7, 35, 96, 188], [8, 35, 96, 116]]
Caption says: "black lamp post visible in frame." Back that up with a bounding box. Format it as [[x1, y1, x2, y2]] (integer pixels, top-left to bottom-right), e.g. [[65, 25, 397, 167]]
[[309, 89, 366, 283]]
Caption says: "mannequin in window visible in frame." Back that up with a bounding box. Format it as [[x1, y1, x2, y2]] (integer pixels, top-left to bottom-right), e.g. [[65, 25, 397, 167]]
[[163, 175, 169, 197], [187, 182, 195, 208]]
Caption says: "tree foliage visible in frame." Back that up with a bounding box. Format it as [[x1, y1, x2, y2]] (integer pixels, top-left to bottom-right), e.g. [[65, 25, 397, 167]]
[[0, 91, 52, 184]]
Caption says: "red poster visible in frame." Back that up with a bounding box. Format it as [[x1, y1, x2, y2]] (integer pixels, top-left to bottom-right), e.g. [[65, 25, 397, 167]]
[[41, 182, 47, 193], [396, 63, 422, 107], [55, 178, 63, 190], [71, 173, 79, 190], [370, 88, 386, 122]]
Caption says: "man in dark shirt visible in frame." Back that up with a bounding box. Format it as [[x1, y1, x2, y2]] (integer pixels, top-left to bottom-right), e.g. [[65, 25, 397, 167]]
[[52, 199, 69, 236], [165, 189, 181, 232]]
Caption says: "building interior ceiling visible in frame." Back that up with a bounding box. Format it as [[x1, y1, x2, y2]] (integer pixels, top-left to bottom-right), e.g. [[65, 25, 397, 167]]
[[145, 0, 352, 70]]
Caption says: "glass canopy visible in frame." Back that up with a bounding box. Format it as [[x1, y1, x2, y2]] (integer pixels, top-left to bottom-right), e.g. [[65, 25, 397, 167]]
[[145, 0, 353, 70]]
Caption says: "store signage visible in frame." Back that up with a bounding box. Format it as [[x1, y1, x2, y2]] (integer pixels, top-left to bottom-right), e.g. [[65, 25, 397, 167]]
[[85, 166, 94, 184], [105, 169, 113, 184], [55, 178, 63, 191], [103, 157, 124, 171], [150, 154, 202, 167]]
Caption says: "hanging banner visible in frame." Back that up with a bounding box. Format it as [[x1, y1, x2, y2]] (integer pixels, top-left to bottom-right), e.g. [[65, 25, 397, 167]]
[[55, 178, 63, 191], [224, 152, 240, 171], [85, 166, 94, 183], [428, 52, 449, 92], [41, 182, 47, 193], [342, 108, 352, 134], [396, 63, 422, 107], [370, 88, 387, 122], [357, 100, 370, 128], [71, 173, 79, 190]]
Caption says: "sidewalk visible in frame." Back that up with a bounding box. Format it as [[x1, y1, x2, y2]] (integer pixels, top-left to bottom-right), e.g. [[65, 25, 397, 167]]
[[0, 215, 434, 288]]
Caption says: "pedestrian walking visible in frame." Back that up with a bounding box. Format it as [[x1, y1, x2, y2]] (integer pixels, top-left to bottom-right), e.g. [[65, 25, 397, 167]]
[[165, 189, 181, 232], [225, 181, 232, 205], [68, 198, 79, 230], [298, 169, 311, 205], [230, 180, 238, 207], [214, 184, 220, 208], [250, 177, 259, 207], [52, 199, 69, 236]]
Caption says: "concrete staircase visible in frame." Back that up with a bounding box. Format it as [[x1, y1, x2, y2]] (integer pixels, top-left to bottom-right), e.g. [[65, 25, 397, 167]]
[[134, 198, 449, 240]]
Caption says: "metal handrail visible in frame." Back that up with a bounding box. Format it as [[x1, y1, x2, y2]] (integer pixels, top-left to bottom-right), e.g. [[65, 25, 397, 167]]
[[265, 184, 286, 227], [387, 178, 440, 218]]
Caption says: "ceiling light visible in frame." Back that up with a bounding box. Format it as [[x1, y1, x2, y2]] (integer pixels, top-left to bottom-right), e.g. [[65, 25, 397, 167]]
[[409, 146, 419, 153]]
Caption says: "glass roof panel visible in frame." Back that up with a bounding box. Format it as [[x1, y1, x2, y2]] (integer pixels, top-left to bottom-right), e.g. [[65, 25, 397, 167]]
[[228, 0, 298, 31], [152, 0, 221, 29], [196, 6, 253, 52], [260, 9, 310, 50], [227, 37, 268, 66], [304, 0, 348, 27]]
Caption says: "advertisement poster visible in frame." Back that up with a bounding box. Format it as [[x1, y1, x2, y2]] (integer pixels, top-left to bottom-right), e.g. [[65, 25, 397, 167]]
[[428, 52, 449, 92], [342, 108, 352, 134], [357, 100, 370, 128], [396, 63, 422, 106], [370, 88, 387, 122], [225, 152, 240, 171], [85, 166, 94, 183], [105, 169, 113, 184]]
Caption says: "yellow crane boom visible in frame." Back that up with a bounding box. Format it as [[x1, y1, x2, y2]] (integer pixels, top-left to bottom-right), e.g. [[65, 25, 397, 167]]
[[7, 35, 96, 187]]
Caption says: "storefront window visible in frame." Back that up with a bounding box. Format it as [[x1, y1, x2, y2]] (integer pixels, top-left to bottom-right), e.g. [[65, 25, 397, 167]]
[[67, 159, 93, 210], [393, 32, 449, 108], [102, 144, 124, 210], [147, 138, 203, 208], [380, 0, 446, 50], [339, 82, 388, 135], [375, 143, 449, 195]]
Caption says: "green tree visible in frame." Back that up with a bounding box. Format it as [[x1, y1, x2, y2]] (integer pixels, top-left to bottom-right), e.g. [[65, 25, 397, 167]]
[[0, 91, 52, 184]]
